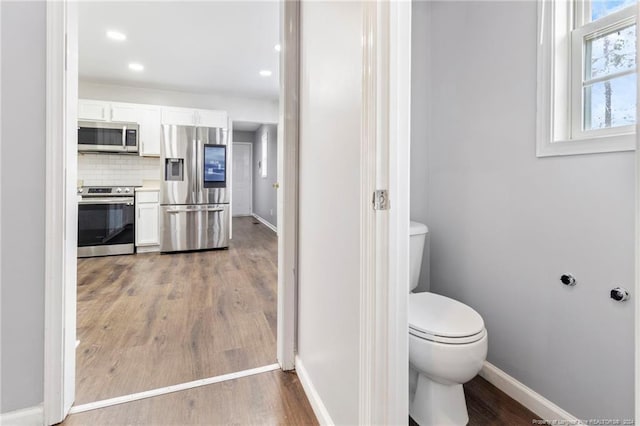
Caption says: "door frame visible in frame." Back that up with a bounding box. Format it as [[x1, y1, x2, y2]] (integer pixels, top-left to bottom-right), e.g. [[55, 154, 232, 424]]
[[231, 142, 253, 217], [636, 4, 640, 422], [43, 1, 300, 422], [358, 1, 411, 424]]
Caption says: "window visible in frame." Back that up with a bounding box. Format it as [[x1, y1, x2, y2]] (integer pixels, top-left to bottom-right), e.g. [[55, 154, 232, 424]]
[[537, 0, 637, 156], [260, 131, 268, 178]]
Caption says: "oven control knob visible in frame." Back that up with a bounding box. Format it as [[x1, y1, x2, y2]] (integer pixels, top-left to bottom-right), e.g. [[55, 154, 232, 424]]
[[77, 188, 83, 194], [116, 188, 122, 193], [124, 188, 130, 193]]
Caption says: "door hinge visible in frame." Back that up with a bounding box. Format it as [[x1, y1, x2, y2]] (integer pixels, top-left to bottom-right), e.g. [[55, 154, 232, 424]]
[[372, 190, 389, 211]]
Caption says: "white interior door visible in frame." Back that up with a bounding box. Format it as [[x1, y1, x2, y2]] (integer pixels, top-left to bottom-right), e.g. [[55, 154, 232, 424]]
[[232, 142, 253, 216]]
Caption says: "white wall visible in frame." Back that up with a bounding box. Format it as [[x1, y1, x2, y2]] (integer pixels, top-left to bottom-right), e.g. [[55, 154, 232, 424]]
[[252, 124, 277, 227], [79, 80, 279, 124], [297, 1, 363, 424], [0, 0, 46, 413], [413, 1, 635, 419], [78, 154, 159, 187]]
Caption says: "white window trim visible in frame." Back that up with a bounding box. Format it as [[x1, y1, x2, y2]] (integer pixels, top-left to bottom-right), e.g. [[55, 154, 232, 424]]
[[537, 0, 636, 157], [261, 130, 268, 178]]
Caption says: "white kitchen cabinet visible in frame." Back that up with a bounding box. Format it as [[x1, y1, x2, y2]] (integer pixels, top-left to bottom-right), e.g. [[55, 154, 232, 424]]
[[78, 100, 110, 121], [79, 99, 228, 156], [161, 107, 198, 126], [161, 107, 228, 128], [195, 109, 227, 128], [135, 190, 160, 252], [79, 99, 162, 157], [111, 103, 161, 157]]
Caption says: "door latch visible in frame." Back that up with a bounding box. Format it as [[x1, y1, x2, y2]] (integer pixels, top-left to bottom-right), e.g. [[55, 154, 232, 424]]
[[372, 190, 389, 211]]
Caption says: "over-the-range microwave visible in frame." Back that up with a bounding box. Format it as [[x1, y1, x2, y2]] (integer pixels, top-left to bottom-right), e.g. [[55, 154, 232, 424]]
[[78, 121, 139, 154]]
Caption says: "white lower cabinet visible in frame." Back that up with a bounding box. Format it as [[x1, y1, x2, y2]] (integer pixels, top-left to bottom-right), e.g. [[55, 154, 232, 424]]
[[135, 191, 160, 252]]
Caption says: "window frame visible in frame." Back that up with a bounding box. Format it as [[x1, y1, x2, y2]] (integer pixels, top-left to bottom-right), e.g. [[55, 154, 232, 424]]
[[537, 0, 637, 157]]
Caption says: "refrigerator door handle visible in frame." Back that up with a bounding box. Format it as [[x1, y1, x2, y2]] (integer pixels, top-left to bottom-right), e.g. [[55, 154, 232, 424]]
[[192, 137, 198, 199], [166, 206, 224, 213]]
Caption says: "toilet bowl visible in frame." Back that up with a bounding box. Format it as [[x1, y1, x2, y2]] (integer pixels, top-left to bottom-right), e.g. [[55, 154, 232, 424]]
[[408, 222, 488, 426]]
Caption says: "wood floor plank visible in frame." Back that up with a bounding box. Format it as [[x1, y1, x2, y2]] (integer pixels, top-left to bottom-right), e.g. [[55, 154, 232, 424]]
[[62, 370, 318, 426], [76, 217, 278, 405]]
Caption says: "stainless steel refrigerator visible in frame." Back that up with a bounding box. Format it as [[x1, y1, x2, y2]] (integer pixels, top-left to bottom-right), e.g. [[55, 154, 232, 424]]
[[160, 124, 230, 252]]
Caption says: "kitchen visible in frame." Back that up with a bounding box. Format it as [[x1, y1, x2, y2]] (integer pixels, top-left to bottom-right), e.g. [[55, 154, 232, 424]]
[[72, 0, 283, 412]]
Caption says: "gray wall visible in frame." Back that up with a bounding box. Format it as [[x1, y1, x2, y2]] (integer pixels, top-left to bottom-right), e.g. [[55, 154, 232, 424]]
[[412, 1, 634, 419], [232, 130, 255, 143], [410, 0, 431, 292], [1, 1, 46, 413], [252, 124, 277, 228]]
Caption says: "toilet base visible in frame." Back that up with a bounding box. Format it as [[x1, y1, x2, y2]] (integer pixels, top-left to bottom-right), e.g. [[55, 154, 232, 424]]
[[409, 373, 469, 426]]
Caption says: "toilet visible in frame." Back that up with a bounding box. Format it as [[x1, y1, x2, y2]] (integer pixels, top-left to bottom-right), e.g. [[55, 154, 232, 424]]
[[409, 221, 488, 426]]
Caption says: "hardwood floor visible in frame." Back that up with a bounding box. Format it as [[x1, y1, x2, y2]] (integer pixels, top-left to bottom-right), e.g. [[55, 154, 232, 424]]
[[62, 369, 318, 425], [75, 216, 278, 405], [409, 375, 538, 426], [465, 375, 538, 425]]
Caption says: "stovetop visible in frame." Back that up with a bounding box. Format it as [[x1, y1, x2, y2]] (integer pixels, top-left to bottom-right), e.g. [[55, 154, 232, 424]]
[[78, 185, 139, 197]]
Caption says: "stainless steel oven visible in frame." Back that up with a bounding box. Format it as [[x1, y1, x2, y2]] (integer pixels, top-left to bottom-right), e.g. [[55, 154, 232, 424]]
[[78, 121, 139, 153], [77, 186, 136, 257]]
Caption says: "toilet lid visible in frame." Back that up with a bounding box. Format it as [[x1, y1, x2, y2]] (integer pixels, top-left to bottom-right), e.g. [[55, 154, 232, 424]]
[[409, 292, 485, 339]]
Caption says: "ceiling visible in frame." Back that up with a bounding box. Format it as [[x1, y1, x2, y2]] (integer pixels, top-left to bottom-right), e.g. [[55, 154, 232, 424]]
[[79, 1, 280, 100]]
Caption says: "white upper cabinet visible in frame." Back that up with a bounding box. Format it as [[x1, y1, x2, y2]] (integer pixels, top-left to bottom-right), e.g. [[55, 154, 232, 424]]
[[78, 100, 110, 121], [195, 109, 227, 128], [161, 107, 198, 126], [78, 99, 162, 157], [111, 103, 161, 157], [161, 107, 228, 128], [79, 99, 227, 157]]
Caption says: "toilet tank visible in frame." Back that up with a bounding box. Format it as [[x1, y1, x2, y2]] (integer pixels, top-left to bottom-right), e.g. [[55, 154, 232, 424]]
[[409, 221, 429, 292]]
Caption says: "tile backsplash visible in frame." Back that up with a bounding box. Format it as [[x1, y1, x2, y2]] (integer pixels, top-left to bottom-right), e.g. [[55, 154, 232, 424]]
[[78, 153, 161, 187]]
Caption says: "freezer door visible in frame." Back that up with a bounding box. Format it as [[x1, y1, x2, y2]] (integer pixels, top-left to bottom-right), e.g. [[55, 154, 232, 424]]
[[159, 204, 230, 252], [160, 125, 197, 205], [196, 126, 230, 204]]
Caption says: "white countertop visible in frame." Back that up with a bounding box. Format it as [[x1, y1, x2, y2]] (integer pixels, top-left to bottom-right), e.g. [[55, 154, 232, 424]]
[[135, 180, 160, 192]]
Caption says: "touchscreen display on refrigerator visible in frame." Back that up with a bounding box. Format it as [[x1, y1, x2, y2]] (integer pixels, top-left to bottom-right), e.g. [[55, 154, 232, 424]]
[[203, 144, 226, 188]]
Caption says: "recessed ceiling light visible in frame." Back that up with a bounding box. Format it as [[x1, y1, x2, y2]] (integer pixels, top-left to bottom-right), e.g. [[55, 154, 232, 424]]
[[274, 44, 281, 52], [106, 30, 126, 41], [259, 70, 272, 77], [129, 63, 144, 72]]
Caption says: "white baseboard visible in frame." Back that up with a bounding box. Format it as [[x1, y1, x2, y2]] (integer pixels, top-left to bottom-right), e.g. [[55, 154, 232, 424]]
[[252, 213, 277, 233], [295, 355, 334, 426], [479, 361, 582, 424], [0, 405, 44, 426], [135, 245, 159, 254]]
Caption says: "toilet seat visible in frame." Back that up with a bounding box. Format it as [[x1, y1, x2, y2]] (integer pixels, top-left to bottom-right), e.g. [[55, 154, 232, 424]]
[[409, 292, 485, 345]]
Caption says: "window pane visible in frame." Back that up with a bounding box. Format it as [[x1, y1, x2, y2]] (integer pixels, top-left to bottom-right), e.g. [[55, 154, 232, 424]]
[[584, 73, 636, 130], [586, 24, 636, 80], [591, 0, 637, 21]]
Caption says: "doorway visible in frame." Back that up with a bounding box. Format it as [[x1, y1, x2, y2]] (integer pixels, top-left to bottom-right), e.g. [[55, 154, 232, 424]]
[[232, 142, 253, 217], [44, 1, 299, 422], [73, 1, 281, 408]]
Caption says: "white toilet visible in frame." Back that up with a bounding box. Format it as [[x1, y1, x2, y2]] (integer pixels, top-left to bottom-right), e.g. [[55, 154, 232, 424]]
[[409, 221, 488, 426]]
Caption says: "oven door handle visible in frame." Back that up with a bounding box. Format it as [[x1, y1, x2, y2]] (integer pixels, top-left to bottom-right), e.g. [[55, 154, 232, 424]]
[[122, 125, 127, 150], [79, 198, 134, 205]]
